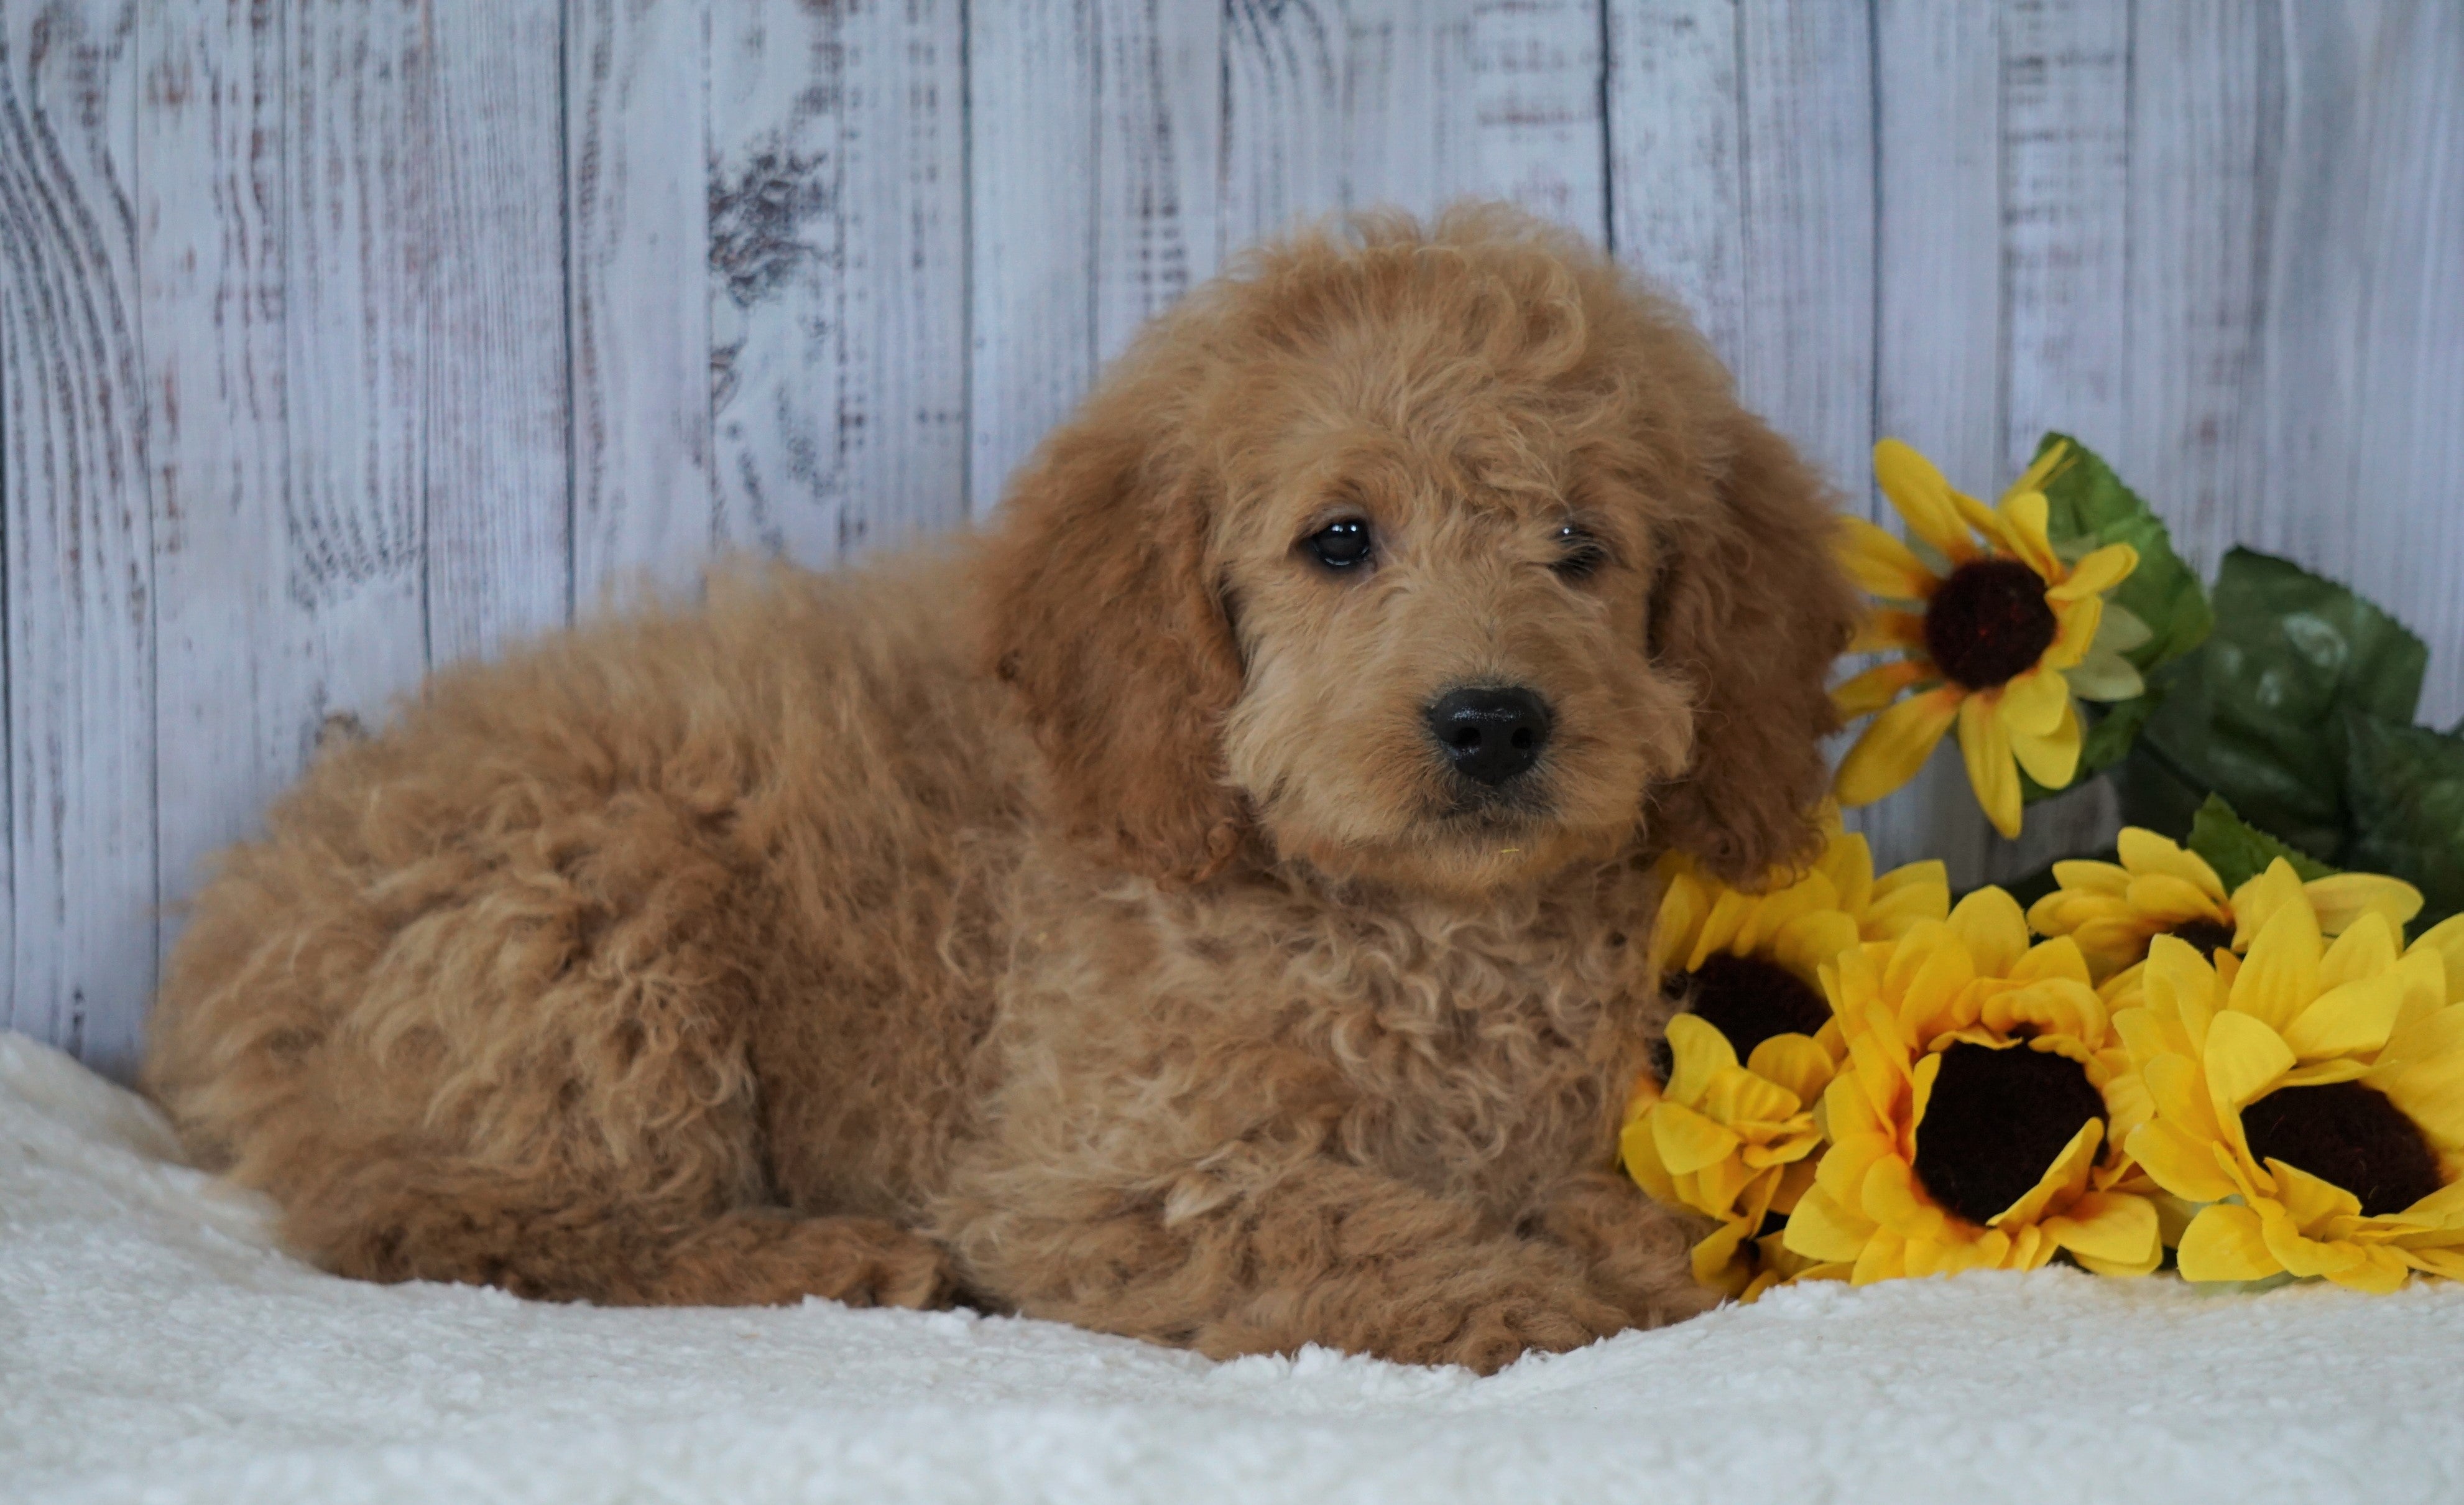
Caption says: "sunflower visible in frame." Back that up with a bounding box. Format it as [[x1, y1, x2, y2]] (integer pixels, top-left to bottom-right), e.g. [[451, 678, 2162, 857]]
[[1779, 887, 2165, 1282], [1620, 818, 1950, 1297], [1832, 438, 2144, 840], [2029, 830, 2423, 986], [2118, 902, 2464, 1292]]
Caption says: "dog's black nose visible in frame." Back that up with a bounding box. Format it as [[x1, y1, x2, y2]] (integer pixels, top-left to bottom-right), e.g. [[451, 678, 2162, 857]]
[[1425, 686, 1553, 787]]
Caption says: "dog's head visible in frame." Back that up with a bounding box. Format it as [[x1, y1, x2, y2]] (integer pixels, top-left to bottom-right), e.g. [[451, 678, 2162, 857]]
[[978, 207, 1857, 894]]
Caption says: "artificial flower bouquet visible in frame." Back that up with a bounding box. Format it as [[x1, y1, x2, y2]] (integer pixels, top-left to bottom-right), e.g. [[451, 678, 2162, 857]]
[[1623, 434, 2464, 1300]]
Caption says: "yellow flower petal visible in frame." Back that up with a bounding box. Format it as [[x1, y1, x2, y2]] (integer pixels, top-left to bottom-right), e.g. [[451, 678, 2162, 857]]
[[2177, 1203, 2285, 1283], [2203, 1009, 2297, 1113], [2128, 1120, 2241, 1204], [1946, 886, 2031, 980], [2408, 915, 2464, 1006], [1773, 910, 1863, 983], [2118, 828, 2229, 902], [1620, 1112, 1680, 1203], [2008, 438, 2070, 498], [1746, 1034, 1837, 1108], [2305, 873, 2425, 937], [1653, 1100, 1744, 1176], [1957, 693, 2022, 839], [1663, 1012, 1737, 1108], [2123, 874, 2223, 928], [1873, 440, 1981, 563], [2043, 1191, 2162, 1275], [2009, 698, 2083, 791], [1835, 686, 1964, 807], [1998, 665, 2072, 737], [1851, 1228, 1909, 1285], [2266, 1159, 2365, 1229], [1837, 517, 1941, 603], [1860, 1154, 1947, 1240], [2231, 891, 2325, 1035], [2281, 974, 2407, 1060], [2045, 595, 2103, 673], [1832, 659, 1928, 720], [2046, 542, 2139, 603], [1996, 490, 2060, 579], [1849, 608, 1930, 655], [1703, 1065, 1804, 1128], [1783, 1183, 1877, 1263]]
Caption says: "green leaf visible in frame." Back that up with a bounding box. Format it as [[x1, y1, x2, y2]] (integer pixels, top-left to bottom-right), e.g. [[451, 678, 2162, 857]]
[[2187, 794, 2337, 891], [2032, 432, 2213, 673], [2130, 549, 2429, 858], [2338, 710, 2464, 929]]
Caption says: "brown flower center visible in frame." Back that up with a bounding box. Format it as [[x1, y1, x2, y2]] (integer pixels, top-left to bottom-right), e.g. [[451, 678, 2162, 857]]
[[1924, 558, 2058, 690], [2241, 1081, 2442, 1219], [2160, 915, 2237, 961], [1652, 952, 1832, 1081], [1913, 1042, 2106, 1226]]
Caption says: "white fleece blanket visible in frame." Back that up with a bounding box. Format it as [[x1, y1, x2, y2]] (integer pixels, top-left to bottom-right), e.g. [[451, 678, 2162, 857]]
[[4, 1030, 2460, 1505]]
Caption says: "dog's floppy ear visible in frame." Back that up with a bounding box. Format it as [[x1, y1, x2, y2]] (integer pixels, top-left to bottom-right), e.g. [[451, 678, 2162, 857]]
[[976, 399, 1248, 885], [1647, 407, 1859, 882]]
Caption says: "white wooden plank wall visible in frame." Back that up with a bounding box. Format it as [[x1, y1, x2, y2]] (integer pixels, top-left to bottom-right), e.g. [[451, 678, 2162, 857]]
[[2, 0, 2460, 1077]]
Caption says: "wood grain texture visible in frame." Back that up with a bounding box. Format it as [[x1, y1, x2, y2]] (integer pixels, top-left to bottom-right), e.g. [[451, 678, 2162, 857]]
[[418, 0, 571, 659], [1224, 0, 1607, 249], [1092, 0, 1220, 356], [280, 0, 428, 729], [713, 0, 967, 563], [2333, 0, 2464, 728], [1603, 0, 1743, 356], [1, 0, 154, 1075], [140, 0, 311, 974], [2125, 0, 2281, 575], [966, 0, 1097, 516], [570, 0, 713, 603], [2001, 0, 2128, 473], [1731, 0, 1873, 506]]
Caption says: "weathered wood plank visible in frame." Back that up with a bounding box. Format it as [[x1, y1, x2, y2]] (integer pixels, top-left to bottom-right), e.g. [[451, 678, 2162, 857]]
[[966, 0, 1097, 516], [1732, 0, 1873, 504], [1092, 0, 1221, 356], [281, 0, 429, 734], [2319, 0, 2464, 726], [1602, 0, 1742, 356], [2125, 0, 2282, 575], [570, 0, 713, 603], [1467, 0, 1607, 242], [1222, 0, 1346, 246], [2002, 0, 2129, 475], [1226, 0, 1607, 249], [0, 0, 154, 1075], [139, 0, 311, 988], [713, 0, 968, 563], [418, 0, 570, 659]]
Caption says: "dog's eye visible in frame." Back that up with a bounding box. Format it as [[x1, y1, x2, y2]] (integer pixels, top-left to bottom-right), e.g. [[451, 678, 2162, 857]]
[[1304, 519, 1373, 572], [1552, 524, 1608, 580]]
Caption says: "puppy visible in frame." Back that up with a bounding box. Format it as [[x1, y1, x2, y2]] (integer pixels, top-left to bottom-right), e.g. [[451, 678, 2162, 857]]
[[144, 206, 1857, 1374]]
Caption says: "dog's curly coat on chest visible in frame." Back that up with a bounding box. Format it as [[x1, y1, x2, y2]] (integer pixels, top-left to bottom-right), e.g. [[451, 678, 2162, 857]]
[[144, 207, 1857, 1373]]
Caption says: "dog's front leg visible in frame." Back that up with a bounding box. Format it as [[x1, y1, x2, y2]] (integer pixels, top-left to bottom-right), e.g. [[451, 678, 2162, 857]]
[[942, 1151, 1634, 1375], [1523, 1168, 1724, 1325]]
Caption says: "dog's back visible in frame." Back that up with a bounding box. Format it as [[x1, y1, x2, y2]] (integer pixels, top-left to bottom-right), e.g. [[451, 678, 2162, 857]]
[[145, 553, 1023, 1306]]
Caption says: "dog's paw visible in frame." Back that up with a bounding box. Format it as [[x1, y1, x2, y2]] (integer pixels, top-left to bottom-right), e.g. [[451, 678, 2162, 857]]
[[1441, 1280, 1632, 1376], [657, 1213, 960, 1310], [792, 1217, 961, 1310]]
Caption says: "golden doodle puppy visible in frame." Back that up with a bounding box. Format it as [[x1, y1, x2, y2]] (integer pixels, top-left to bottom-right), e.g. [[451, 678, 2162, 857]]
[[146, 206, 1857, 1373]]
